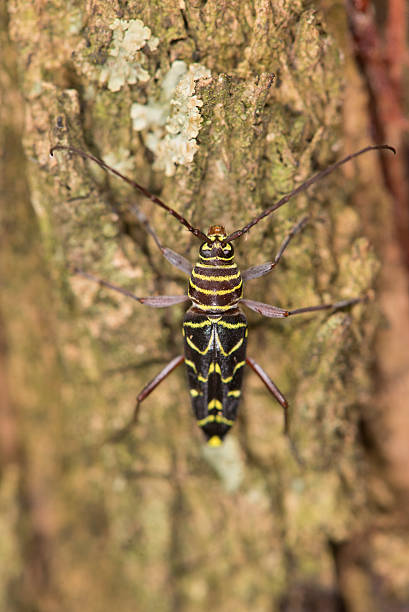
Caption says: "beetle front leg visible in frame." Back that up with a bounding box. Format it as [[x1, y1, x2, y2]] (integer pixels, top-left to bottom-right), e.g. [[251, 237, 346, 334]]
[[242, 216, 309, 281]]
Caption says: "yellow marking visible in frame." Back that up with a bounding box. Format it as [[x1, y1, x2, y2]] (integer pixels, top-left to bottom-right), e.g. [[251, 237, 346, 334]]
[[197, 414, 234, 426], [218, 360, 245, 383], [185, 330, 214, 355], [190, 389, 202, 397], [189, 359, 245, 385], [209, 360, 245, 383], [228, 390, 241, 397], [217, 415, 234, 425], [208, 398, 223, 410], [195, 263, 237, 269], [185, 359, 197, 372], [199, 253, 235, 262], [207, 234, 227, 241], [192, 270, 241, 282], [232, 360, 245, 375], [216, 319, 246, 329], [215, 329, 243, 357], [208, 362, 218, 375], [190, 361, 215, 385], [190, 301, 240, 312], [189, 279, 242, 295], [183, 319, 212, 329], [223, 244, 232, 251], [207, 436, 223, 447]]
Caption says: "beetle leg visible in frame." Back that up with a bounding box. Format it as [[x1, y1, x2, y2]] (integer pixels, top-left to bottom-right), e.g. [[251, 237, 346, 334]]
[[242, 216, 309, 281], [241, 295, 364, 318], [107, 355, 185, 443], [161, 247, 193, 276], [246, 356, 288, 428], [240, 299, 289, 318], [246, 357, 303, 464], [73, 268, 189, 307]]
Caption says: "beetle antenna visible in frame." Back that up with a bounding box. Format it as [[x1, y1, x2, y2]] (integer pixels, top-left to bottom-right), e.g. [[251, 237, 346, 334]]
[[224, 144, 396, 243], [50, 145, 209, 242]]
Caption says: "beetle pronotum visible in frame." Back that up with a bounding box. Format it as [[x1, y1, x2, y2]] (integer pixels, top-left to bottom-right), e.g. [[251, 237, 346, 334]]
[[51, 143, 395, 448]]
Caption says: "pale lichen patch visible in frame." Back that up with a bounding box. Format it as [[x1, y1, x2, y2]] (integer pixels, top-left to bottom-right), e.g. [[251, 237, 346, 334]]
[[99, 19, 159, 92], [131, 61, 211, 176]]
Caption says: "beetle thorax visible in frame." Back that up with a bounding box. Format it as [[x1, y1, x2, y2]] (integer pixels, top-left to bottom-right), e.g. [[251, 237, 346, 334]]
[[187, 228, 243, 313]]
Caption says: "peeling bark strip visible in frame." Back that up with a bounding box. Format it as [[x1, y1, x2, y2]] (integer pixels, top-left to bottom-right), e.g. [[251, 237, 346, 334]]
[[1, 2, 405, 612]]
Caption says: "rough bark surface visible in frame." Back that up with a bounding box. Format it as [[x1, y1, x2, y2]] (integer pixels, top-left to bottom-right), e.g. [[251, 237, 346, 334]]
[[1, 1, 406, 611]]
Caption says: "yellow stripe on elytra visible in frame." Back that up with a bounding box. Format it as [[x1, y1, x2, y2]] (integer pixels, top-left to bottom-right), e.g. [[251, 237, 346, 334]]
[[208, 398, 223, 410], [184, 318, 245, 330], [219, 360, 245, 383], [185, 358, 197, 373], [192, 270, 240, 282], [216, 320, 246, 329], [227, 390, 241, 397], [189, 279, 242, 295], [189, 359, 245, 385], [209, 360, 245, 383], [215, 330, 243, 357], [185, 333, 213, 355], [183, 319, 212, 329], [208, 362, 218, 375], [190, 389, 202, 397], [197, 414, 234, 426]]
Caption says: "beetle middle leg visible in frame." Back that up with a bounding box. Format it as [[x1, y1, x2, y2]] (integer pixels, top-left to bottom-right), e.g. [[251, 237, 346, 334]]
[[242, 216, 309, 281], [73, 268, 189, 307], [241, 295, 364, 318]]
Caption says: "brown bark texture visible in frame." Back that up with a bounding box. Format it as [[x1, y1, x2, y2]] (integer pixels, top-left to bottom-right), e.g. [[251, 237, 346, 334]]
[[0, 1, 408, 611]]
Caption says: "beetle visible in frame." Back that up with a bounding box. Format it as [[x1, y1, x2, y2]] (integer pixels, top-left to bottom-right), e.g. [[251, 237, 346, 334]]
[[50, 143, 395, 447]]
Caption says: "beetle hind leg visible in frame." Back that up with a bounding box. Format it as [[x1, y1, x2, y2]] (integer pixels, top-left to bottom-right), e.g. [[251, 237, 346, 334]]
[[246, 357, 304, 465]]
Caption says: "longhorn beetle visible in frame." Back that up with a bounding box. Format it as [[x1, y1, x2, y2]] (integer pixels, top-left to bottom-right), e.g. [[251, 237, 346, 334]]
[[50, 143, 395, 447]]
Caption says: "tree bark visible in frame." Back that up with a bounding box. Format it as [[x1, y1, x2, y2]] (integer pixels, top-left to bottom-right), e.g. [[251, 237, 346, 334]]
[[1, 1, 405, 611]]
